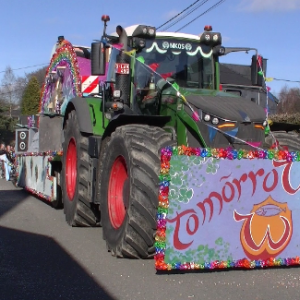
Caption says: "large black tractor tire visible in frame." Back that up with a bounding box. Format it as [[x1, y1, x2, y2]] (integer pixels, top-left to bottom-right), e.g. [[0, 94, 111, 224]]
[[61, 110, 98, 226], [99, 125, 174, 258], [265, 131, 300, 151]]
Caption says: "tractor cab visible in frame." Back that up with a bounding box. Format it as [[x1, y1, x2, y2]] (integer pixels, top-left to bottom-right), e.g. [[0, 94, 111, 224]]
[[106, 24, 223, 91], [91, 17, 267, 150], [91, 21, 224, 116]]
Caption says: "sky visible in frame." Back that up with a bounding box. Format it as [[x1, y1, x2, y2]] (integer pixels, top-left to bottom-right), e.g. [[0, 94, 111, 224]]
[[0, 0, 299, 97]]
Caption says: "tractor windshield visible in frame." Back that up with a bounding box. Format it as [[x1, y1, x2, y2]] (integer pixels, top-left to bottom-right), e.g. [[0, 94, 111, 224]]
[[137, 38, 215, 89]]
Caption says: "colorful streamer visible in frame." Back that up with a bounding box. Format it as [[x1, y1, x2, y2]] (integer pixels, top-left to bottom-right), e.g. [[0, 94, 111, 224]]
[[40, 43, 82, 115]]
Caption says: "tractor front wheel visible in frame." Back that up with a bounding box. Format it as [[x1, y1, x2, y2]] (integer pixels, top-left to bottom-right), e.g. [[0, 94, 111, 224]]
[[99, 125, 174, 258], [265, 131, 300, 151]]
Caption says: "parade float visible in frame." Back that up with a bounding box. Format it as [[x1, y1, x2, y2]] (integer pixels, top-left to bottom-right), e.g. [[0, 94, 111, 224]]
[[12, 15, 300, 272]]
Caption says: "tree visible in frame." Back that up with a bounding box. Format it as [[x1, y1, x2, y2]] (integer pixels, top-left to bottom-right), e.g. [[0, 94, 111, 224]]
[[0, 88, 18, 131], [14, 76, 28, 103], [21, 76, 40, 115], [1, 66, 18, 117], [0, 65, 45, 144], [0, 98, 9, 128], [0, 96, 16, 144], [26, 66, 47, 89], [277, 85, 300, 114]]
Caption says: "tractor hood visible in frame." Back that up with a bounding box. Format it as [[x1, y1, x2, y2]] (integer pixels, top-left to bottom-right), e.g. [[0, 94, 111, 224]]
[[185, 94, 266, 122]]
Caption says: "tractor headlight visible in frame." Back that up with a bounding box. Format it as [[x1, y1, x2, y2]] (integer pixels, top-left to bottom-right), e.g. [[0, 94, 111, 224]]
[[148, 28, 155, 35], [212, 117, 219, 125], [205, 34, 211, 41], [204, 114, 211, 122], [132, 25, 156, 38]]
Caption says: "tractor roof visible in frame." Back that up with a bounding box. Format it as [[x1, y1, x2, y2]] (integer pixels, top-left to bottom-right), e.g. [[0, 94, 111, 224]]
[[156, 32, 200, 41], [110, 25, 200, 41]]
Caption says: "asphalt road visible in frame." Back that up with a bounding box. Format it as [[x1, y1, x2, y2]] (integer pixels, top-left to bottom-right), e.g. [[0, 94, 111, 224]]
[[1, 179, 300, 300]]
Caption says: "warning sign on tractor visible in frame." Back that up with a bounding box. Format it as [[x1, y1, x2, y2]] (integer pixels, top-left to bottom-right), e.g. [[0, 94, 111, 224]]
[[115, 63, 130, 74]]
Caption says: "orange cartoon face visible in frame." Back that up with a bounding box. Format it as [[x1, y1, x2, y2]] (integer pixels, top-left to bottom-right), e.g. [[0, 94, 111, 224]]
[[234, 196, 293, 261]]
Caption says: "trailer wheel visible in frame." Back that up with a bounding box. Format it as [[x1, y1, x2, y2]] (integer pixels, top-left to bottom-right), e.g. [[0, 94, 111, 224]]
[[265, 131, 300, 151], [51, 171, 63, 209], [62, 110, 98, 226], [99, 125, 174, 258]]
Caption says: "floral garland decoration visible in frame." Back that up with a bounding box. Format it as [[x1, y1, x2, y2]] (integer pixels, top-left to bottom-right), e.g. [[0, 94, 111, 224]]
[[155, 145, 300, 271], [14, 151, 63, 202]]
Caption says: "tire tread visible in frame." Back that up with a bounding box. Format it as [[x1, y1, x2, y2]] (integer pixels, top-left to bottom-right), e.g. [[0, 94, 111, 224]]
[[62, 110, 97, 227], [101, 124, 174, 258]]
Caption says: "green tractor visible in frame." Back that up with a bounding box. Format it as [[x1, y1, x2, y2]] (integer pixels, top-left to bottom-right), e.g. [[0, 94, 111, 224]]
[[88, 17, 267, 257], [14, 16, 268, 259]]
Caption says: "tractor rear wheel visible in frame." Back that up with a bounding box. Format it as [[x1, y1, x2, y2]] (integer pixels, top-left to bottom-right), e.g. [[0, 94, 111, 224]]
[[99, 125, 174, 258], [62, 110, 98, 226], [265, 131, 300, 151]]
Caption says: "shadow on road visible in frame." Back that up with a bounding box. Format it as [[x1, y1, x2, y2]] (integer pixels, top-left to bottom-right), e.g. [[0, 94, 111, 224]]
[[0, 184, 116, 300], [0, 188, 31, 218], [0, 225, 116, 300], [0, 184, 62, 219]]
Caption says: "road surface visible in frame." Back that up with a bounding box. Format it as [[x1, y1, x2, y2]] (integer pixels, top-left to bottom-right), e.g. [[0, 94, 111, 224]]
[[0, 179, 300, 300]]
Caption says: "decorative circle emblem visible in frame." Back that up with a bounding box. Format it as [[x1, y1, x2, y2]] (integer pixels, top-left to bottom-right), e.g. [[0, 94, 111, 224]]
[[185, 43, 192, 51], [162, 41, 169, 49]]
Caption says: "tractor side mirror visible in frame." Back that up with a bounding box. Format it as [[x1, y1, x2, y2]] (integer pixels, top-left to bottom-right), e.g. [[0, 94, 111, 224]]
[[251, 55, 267, 87], [251, 55, 258, 86], [91, 42, 106, 75]]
